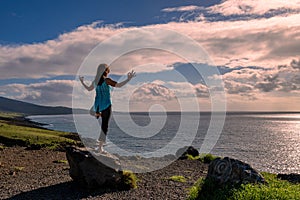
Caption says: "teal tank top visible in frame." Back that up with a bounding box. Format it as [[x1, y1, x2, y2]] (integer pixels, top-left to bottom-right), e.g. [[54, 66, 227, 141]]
[[93, 79, 112, 112]]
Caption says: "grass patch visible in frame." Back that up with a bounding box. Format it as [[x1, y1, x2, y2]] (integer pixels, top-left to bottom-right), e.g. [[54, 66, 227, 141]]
[[168, 175, 187, 183], [120, 170, 138, 190], [53, 160, 68, 164], [188, 177, 204, 200], [0, 121, 79, 150], [185, 153, 219, 163], [14, 166, 25, 171], [187, 154, 200, 160], [0, 145, 5, 150], [0, 112, 22, 119], [188, 172, 300, 200], [198, 153, 220, 164]]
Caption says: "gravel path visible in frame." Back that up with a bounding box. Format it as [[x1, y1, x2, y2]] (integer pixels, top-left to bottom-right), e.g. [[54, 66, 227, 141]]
[[0, 146, 208, 200]]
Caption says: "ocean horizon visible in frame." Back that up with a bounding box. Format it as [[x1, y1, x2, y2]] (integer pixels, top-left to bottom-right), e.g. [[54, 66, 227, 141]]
[[28, 112, 300, 174]]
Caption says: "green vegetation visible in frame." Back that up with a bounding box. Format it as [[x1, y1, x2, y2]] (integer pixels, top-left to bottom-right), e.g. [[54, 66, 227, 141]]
[[187, 154, 200, 160], [188, 172, 300, 200], [0, 145, 5, 150], [0, 112, 22, 119], [168, 175, 187, 183], [188, 177, 204, 200], [53, 160, 68, 164], [198, 153, 220, 163], [0, 121, 79, 150], [14, 166, 25, 172], [186, 153, 219, 163], [120, 170, 138, 189]]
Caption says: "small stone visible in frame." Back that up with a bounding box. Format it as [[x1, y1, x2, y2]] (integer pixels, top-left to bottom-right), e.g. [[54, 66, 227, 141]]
[[9, 171, 16, 176]]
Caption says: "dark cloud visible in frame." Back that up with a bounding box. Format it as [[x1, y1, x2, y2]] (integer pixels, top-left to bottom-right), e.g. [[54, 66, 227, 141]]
[[203, 30, 291, 60], [291, 59, 300, 70], [255, 59, 300, 92], [170, 62, 268, 86], [194, 84, 209, 98], [266, 40, 300, 59], [2, 80, 74, 106], [255, 82, 278, 92], [278, 81, 300, 92], [225, 81, 254, 94]]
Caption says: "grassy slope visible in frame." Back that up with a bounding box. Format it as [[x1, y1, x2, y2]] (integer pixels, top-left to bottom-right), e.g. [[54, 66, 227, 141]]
[[0, 112, 80, 150], [188, 172, 300, 200]]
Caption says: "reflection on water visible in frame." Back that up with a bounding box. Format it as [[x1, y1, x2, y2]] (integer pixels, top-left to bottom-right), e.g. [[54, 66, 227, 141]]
[[29, 113, 300, 174], [211, 114, 300, 174]]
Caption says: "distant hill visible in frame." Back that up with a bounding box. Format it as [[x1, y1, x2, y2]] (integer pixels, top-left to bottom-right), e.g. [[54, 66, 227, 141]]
[[0, 96, 86, 115]]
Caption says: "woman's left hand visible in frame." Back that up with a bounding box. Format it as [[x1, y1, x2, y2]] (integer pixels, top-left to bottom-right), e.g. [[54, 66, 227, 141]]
[[127, 70, 136, 80]]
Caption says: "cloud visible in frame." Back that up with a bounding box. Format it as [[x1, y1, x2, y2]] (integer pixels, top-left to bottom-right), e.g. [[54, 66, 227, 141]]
[[194, 83, 209, 98], [0, 22, 125, 79], [130, 83, 176, 102], [218, 58, 300, 100], [1, 1, 300, 111], [1, 9, 300, 80], [208, 0, 300, 16], [225, 80, 254, 94], [161, 5, 204, 13], [160, 1, 300, 23], [0, 80, 75, 106], [290, 58, 300, 69], [110, 49, 186, 74]]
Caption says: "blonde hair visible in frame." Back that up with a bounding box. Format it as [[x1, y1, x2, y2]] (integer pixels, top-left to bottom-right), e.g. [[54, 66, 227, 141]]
[[94, 63, 108, 85]]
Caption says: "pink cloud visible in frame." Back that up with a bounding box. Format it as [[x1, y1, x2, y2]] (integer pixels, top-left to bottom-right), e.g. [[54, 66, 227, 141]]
[[161, 5, 204, 13], [208, 0, 300, 16]]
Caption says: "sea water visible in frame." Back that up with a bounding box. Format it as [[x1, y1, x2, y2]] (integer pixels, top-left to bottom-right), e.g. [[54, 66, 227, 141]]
[[28, 112, 300, 174]]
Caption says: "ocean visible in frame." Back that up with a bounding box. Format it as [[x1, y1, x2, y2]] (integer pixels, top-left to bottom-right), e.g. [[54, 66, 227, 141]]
[[28, 112, 300, 174]]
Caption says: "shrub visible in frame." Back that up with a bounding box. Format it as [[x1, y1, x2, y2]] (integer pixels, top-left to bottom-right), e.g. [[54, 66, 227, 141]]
[[187, 154, 200, 160], [120, 170, 138, 190], [53, 160, 68, 164], [198, 153, 220, 163], [169, 175, 187, 183], [14, 166, 25, 171], [188, 172, 300, 200]]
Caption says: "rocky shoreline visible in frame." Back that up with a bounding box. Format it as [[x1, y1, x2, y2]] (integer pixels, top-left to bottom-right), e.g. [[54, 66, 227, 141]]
[[0, 146, 208, 200]]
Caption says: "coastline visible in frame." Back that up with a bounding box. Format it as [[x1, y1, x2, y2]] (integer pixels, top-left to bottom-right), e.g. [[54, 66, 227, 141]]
[[1, 114, 300, 199], [0, 114, 208, 199]]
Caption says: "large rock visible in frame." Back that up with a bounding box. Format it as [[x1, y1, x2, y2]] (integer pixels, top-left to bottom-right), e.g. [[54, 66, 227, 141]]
[[66, 146, 122, 189], [176, 146, 199, 159], [207, 157, 266, 185], [277, 173, 300, 184]]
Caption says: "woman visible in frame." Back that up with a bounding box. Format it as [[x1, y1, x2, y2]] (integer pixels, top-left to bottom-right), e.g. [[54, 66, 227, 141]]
[[79, 63, 136, 153]]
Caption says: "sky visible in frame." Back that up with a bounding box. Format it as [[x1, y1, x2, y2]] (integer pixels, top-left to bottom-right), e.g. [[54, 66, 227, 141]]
[[1, 0, 300, 112]]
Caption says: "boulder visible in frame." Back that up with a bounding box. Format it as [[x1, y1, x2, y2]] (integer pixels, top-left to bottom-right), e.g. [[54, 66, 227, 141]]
[[66, 146, 122, 189], [277, 173, 300, 184], [176, 146, 199, 160], [207, 157, 266, 185]]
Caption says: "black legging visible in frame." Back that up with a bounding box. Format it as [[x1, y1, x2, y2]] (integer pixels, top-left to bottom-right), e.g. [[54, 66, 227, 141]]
[[98, 105, 111, 142]]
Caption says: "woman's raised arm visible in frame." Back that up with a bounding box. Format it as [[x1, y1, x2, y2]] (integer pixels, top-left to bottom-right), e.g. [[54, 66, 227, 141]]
[[79, 76, 94, 91], [114, 70, 136, 88]]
